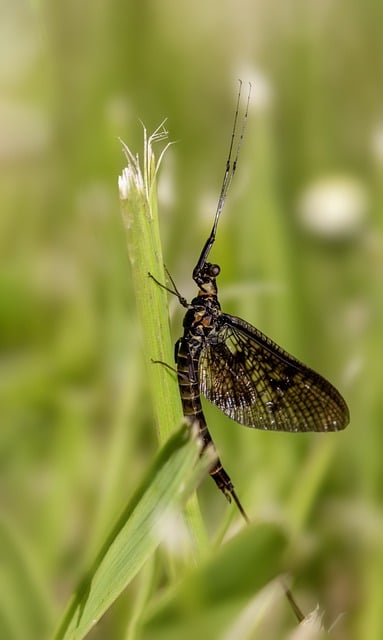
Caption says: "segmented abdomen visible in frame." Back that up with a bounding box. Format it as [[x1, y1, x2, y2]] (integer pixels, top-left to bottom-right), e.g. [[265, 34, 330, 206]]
[[176, 337, 211, 448], [176, 336, 239, 509]]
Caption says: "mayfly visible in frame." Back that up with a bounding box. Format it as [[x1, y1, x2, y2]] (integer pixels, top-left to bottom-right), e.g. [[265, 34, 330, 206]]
[[152, 82, 349, 521]]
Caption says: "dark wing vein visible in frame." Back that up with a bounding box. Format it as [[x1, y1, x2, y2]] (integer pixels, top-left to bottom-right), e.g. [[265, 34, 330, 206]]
[[199, 313, 349, 432]]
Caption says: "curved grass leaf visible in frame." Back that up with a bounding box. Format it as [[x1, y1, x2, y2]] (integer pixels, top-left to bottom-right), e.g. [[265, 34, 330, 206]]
[[54, 425, 210, 640], [141, 522, 288, 640]]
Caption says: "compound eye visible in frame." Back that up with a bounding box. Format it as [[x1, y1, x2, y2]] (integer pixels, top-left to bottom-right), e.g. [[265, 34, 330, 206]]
[[210, 264, 220, 276]]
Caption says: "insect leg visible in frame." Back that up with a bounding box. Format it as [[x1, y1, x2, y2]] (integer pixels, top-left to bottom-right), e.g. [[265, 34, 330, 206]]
[[148, 271, 188, 307]]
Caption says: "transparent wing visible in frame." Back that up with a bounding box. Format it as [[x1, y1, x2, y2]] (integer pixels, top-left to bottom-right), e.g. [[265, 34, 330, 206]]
[[199, 313, 349, 432]]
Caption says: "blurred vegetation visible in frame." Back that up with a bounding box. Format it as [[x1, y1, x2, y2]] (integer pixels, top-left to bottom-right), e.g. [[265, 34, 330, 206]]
[[1, 1, 382, 638]]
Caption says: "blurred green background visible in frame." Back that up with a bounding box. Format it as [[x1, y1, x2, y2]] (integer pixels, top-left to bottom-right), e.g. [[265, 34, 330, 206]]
[[1, 1, 383, 638]]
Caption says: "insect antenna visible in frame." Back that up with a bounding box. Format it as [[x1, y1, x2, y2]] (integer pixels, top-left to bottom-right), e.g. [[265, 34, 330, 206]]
[[193, 80, 251, 278]]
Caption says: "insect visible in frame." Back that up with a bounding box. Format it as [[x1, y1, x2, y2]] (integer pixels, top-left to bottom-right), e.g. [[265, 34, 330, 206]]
[[152, 82, 349, 521]]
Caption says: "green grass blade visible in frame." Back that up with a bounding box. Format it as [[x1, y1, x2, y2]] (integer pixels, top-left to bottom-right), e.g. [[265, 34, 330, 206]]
[[118, 125, 208, 555], [54, 425, 211, 640], [0, 515, 55, 640], [119, 125, 181, 447], [140, 522, 288, 640]]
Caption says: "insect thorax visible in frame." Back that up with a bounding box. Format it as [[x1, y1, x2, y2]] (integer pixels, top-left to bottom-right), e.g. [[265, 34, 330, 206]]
[[183, 293, 222, 343]]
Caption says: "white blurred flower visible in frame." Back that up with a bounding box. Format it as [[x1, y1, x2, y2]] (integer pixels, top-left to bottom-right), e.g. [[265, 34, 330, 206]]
[[297, 175, 368, 239], [155, 507, 192, 558], [237, 65, 274, 111]]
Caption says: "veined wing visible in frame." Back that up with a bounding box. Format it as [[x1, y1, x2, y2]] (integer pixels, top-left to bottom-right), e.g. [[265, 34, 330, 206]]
[[199, 313, 349, 432]]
